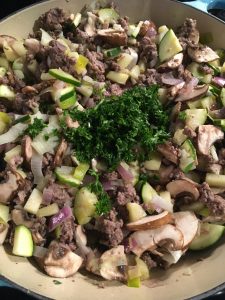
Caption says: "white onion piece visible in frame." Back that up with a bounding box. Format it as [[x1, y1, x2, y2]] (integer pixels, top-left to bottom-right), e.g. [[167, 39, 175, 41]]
[[75, 225, 91, 257], [31, 151, 44, 185], [40, 29, 53, 46], [128, 48, 138, 69], [162, 249, 185, 266], [0, 123, 27, 145], [33, 245, 48, 258], [151, 195, 173, 213]]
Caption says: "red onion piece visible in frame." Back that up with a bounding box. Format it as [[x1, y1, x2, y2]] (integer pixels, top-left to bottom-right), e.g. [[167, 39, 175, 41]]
[[48, 206, 72, 232], [117, 162, 134, 182], [33, 245, 48, 258], [161, 72, 184, 86], [212, 77, 225, 87]]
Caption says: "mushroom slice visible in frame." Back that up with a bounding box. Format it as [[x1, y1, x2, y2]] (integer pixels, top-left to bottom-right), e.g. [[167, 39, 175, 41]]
[[99, 245, 127, 280], [44, 242, 83, 278], [53, 139, 68, 167], [198, 125, 224, 156], [175, 84, 208, 102], [127, 211, 173, 231], [86, 250, 101, 276], [173, 211, 199, 249], [97, 29, 127, 46], [188, 45, 219, 63], [0, 35, 16, 48], [11, 209, 34, 228], [0, 172, 19, 204], [21, 135, 33, 164], [129, 224, 184, 257], [166, 179, 200, 201], [158, 53, 183, 70]]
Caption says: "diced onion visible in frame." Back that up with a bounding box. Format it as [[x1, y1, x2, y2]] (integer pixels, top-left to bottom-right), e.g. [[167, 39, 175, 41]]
[[151, 195, 173, 213], [31, 150, 44, 185], [48, 206, 73, 232], [117, 162, 134, 182], [40, 29, 53, 46], [212, 76, 225, 87], [0, 123, 27, 145]]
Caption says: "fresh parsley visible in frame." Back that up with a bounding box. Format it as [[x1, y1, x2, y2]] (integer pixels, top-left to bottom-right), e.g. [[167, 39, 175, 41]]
[[24, 118, 47, 139], [178, 111, 187, 121], [88, 170, 111, 215], [61, 85, 169, 168]]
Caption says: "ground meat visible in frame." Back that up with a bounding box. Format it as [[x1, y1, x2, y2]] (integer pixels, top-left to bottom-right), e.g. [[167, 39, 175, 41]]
[[14, 178, 33, 205], [116, 184, 140, 206], [42, 152, 54, 174], [139, 37, 158, 68], [199, 182, 225, 215], [31, 217, 47, 246], [103, 171, 119, 181], [138, 68, 160, 86], [59, 217, 76, 251], [183, 126, 197, 139], [94, 208, 124, 247], [13, 93, 39, 114], [104, 82, 124, 97], [176, 18, 199, 49], [118, 17, 129, 31], [141, 251, 157, 269], [157, 141, 180, 165], [42, 182, 73, 207], [33, 8, 66, 36], [85, 49, 106, 81]]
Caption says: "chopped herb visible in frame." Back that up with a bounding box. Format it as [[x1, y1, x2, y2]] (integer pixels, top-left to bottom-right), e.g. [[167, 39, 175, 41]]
[[53, 280, 62, 285], [178, 111, 187, 121], [207, 63, 220, 76], [88, 170, 111, 215], [61, 86, 169, 169], [44, 128, 60, 141], [24, 118, 47, 139], [209, 84, 221, 97]]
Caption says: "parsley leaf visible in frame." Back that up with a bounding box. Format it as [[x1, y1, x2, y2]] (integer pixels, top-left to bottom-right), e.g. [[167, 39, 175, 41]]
[[88, 170, 111, 215], [24, 118, 47, 139], [178, 111, 187, 121], [61, 86, 169, 168]]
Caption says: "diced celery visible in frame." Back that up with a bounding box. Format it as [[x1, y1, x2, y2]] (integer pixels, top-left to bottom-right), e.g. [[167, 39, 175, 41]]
[[12, 225, 33, 257], [173, 129, 187, 146], [135, 257, 150, 281], [98, 8, 119, 24], [185, 109, 207, 130]]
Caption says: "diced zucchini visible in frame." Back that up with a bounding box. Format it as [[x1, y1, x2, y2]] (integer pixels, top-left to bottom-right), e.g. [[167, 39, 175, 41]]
[[12, 57, 24, 71], [135, 257, 150, 281], [141, 182, 157, 208], [12, 225, 34, 257], [187, 62, 212, 84], [189, 222, 224, 250], [73, 13, 82, 27], [76, 83, 93, 97], [144, 152, 161, 171], [0, 67, 6, 78], [117, 53, 133, 69], [206, 173, 225, 187], [126, 203, 146, 222], [179, 139, 197, 173], [185, 109, 207, 130], [56, 86, 77, 110], [173, 129, 187, 146], [201, 95, 216, 110], [0, 112, 11, 134], [73, 163, 90, 182], [106, 71, 129, 85], [221, 88, 225, 106], [49, 69, 81, 86], [159, 29, 182, 62], [130, 65, 140, 81], [127, 277, 141, 288], [55, 166, 81, 187], [130, 21, 143, 38], [24, 188, 43, 215], [4, 145, 21, 163], [74, 55, 89, 75], [104, 47, 121, 58], [0, 204, 9, 223], [0, 56, 9, 70], [74, 187, 98, 225], [159, 191, 171, 203], [98, 8, 119, 24], [158, 25, 169, 43], [11, 41, 27, 57], [0, 84, 15, 100], [36, 203, 59, 218]]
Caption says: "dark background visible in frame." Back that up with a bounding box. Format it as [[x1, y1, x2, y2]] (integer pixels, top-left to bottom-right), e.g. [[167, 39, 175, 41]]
[[0, 0, 225, 299]]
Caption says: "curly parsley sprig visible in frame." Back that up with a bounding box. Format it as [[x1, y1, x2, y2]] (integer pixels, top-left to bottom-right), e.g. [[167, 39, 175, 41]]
[[24, 118, 47, 139]]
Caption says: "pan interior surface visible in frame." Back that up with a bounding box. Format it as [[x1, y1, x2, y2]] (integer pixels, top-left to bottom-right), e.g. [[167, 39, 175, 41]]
[[0, 0, 225, 299]]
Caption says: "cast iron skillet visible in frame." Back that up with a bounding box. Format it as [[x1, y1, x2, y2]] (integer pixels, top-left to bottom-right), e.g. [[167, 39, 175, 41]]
[[0, 1, 225, 299]]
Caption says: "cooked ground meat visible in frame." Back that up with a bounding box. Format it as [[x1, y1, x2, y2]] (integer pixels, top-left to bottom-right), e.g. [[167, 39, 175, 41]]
[[199, 182, 225, 215], [13, 93, 39, 114], [176, 18, 199, 49], [141, 251, 157, 269], [116, 184, 140, 206], [95, 208, 124, 247], [85, 49, 106, 81], [139, 36, 158, 68], [31, 217, 47, 246], [157, 141, 180, 165], [103, 171, 119, 181], [183, 126, 197, 139], [42, 182, 73, 207], [59, 217, 76, 251], [14, 178, 33, 205]]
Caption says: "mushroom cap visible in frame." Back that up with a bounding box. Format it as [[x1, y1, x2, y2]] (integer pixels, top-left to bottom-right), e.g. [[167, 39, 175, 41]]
[[129, 224, 184, 257], [0, 172, 19, 204], [166, 179, 200, 201], [173, 211, 199, 249], [158, 53, 184, 70], [44, 242, 83, 278], [127, 211, 174, 231], [188, 45, 219, 63], [99, 245, 127, 280], [21, 135, 33, 164], [175, 84, 208, 102], [0, 35, 16, 48], [97, 29, 127, 46], [197, 125, 224, 156], [11, 209, 34, 228]]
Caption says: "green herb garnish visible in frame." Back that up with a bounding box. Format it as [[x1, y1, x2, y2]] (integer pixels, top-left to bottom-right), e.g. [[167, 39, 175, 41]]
[[178, 111, 187, 121], [88, 170, 111, 215], [24, 117, 47, 139], [53, 280, 62, 285], [61, 85, 169, 168], [44, 128, 60, 141]]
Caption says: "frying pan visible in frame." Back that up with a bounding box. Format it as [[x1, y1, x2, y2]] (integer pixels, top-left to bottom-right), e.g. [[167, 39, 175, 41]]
[[0, 0, 225, 299]]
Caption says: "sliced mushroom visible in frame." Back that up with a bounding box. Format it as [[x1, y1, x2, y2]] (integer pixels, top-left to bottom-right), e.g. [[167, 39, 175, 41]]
[[86, 250, 101, 276], [44, 241, 83, 278], [157, 141, 179, 165], [97, 29, 127, 46], [127, 211, 173, 231], [129, 224, 184, 257], [11, 209, 34, 228], [139, 20, 156, 37], [99, 245, 127, 280], [158, 53, 184, 70], [173, 211, 199, 249], [53, 139, 68, 167], [188, 45, 219, 63], [24, 38, 41, 54], [0, 172, 19, 204], [166, 179, 200, 201], [175, 84, 208, 102], [198, 125, 224, 156], [21, 135, 33, 164], [0, 35, 16, 48], [75, 225, 91, 258], [0, 223, 9, 245], [85, 12, 97, 37]]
